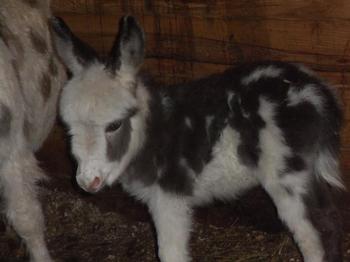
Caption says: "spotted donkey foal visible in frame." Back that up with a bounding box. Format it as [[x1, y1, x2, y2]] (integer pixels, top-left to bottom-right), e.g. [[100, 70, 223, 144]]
[[53, 16, 344, 262], [0, 1, 65, 261]]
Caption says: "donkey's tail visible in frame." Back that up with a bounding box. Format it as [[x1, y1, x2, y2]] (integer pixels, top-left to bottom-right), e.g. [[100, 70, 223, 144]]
[[314, 86, 345, 190], [314, 149, 345, 190]]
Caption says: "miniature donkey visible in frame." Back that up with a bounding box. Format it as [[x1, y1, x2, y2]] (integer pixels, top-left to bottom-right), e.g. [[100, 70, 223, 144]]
[[53, 16, 344, 262], [0, 1, 66, 261]]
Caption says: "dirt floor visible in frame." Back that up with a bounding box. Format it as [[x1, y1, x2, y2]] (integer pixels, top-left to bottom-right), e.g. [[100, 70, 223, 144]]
[[0, 124, 350, 262]]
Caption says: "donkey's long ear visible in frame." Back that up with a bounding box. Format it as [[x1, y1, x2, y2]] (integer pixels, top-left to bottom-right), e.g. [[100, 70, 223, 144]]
[[51, 17, 99, 75], [105, 16, 145, 76]]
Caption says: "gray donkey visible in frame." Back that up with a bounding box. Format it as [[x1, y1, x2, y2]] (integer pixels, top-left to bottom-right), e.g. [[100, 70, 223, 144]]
[[53, 16, 344, 262], [0, 1, 66, 261]]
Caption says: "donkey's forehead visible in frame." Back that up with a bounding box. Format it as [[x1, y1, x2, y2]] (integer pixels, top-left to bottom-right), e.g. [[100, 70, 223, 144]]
[[61, 64, 137, 125], [79, 64, 135, 93]]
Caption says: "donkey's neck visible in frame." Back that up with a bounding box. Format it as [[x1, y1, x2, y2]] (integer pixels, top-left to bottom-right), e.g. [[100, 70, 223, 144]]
[[122, 73, 231, 192]]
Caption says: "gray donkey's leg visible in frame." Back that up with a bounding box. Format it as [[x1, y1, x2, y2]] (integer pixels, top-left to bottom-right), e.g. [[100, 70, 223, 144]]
[[1, 153, 52, 262]]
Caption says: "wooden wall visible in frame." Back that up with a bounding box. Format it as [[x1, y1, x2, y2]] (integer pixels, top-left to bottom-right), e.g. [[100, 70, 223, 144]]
[[52, 0, 350, 169]]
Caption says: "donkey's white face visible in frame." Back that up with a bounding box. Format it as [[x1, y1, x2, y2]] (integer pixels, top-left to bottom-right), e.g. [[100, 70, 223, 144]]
[[53, 16, 146, 193]]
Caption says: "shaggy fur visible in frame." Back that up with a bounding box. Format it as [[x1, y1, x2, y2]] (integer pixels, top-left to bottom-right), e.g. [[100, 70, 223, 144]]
[[54, 16, 344, 262], [0, 1, 66, 261]]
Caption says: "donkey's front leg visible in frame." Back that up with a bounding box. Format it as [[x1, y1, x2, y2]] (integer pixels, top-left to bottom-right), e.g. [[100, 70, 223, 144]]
[[148, 188, 192, 262], [1, 153, 53, 262]]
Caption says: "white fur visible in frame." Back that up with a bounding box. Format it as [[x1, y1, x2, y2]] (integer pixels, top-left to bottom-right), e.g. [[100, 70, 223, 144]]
[[268, 189, 324, 262], [185, 117, 192, 129], [60, 64, 149, 191], [205, 115, 214, 135], [297, 63, 316, 77], [61, 64, 138, 125], [257, 98, 324, 261], [192, 127, 258, 205], [148, 187, 192, 262], [287, 84, 324, 112], [315, 150, 344, 189], [241, 66, 283, 85]]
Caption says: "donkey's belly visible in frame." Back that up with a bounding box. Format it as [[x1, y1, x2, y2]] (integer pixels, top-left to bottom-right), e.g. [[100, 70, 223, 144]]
[[192, 127, 258, 205]]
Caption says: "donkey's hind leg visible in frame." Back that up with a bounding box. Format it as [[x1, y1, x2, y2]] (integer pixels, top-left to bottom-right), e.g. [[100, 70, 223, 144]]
[[0, 153, 52, 262], [260, 169, 342, 262], [303, 179, 343, 262]]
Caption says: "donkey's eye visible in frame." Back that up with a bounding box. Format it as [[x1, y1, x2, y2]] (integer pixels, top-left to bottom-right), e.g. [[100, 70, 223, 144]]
[[106, 120, 122, 133]]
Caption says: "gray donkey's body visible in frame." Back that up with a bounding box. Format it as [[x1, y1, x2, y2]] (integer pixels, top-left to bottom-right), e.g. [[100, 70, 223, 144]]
[[0, 1, 66, 261]]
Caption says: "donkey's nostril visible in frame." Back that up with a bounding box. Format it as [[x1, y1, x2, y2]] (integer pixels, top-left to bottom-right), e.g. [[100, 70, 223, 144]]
[[88, 177, 101, 191]]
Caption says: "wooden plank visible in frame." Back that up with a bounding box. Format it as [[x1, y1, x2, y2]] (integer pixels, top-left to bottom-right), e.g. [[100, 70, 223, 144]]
[[95, 32, 350, 70], [53, 14, 350, 69], [341, 149, 350, 170], [342, 126, 350, 148], [98, 15, 350, 56], [51, 14, 101, 34], [51, 13, 106, 52], [143, 58, 228, 84], [97, 0, 350, 21], [54, 9, 350, 54], [52, 0, 99, 14], [142, 58, 349, 87], [343, 90, 350, 119]]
